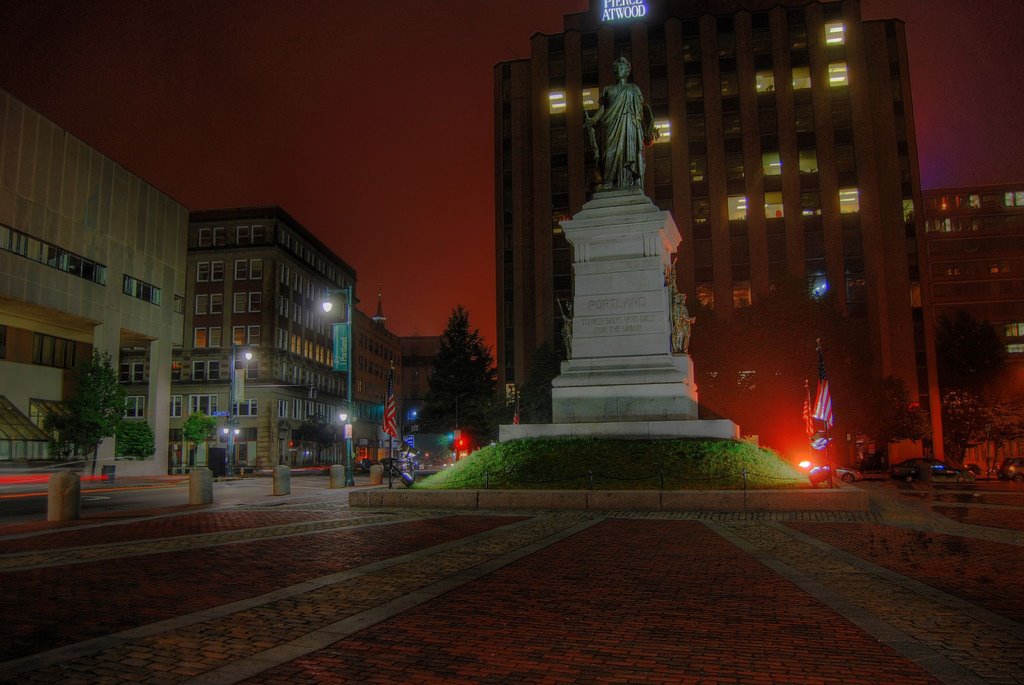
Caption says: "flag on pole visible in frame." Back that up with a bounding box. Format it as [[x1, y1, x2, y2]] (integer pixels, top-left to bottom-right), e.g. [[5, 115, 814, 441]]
[[812, 341, 834, 428], [802, 380, 814, 438], [382, 364, 398, 439], [513, 399, 520, 425]]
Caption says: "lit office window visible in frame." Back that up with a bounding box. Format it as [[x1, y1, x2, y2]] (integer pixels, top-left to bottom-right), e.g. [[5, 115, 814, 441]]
[[762, 151, 782, 176], [728, 196, 748, 221], [839, 187, 860, 213], [653, 120, 671, 142], [548, 91, 566, 113], [792, 66, 811, 90], [824, 22, 845, 45], [798, 149, 818, 174], [755, 70, 775, 93], [732, 281, 751, 308], [581, 88, 600, 111], [690, 157, 706, 182], [829, 62, 849, 87], [696, 283, 715, 308], [1004, 322, 1024, 337], [765, 192, 784, 219]]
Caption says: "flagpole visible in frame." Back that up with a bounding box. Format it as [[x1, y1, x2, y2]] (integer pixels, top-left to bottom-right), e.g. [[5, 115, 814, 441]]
[[817, 339, 835, 489]]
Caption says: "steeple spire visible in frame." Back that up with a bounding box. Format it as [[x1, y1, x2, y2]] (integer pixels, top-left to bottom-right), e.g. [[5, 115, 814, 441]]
[[372, 278, 386, 323]]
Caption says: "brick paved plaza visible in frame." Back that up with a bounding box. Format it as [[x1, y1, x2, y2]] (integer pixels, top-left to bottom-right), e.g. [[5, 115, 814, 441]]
[[1, 482, 1021, 684]]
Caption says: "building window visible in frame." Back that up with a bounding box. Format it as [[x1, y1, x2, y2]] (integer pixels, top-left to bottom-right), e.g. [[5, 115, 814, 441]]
[[171, 361, 182, 381], [581, 88, 599, 111], [210, 293, 223, 315], [829, 62, 849, 87], [236, 225, 251, 244], [548, 91, 566, 114], [839, 188, 860, 214], [762, 151, 782, 176], [252, 224, 265, 243], [235, 260, 249, 280], [234, 399, 258, 417], [32, 333, 77, 369], [690, 157, 706, 182], [198, 228, 212, 247], [792, 66, 811, 90], [194, 328, 208, 348], [1, 224, 107, 286], [211, 261, 224, 281], [246, 361, 259, 380], [123, 275, 161, 305], [1004, 322, 1024, 338], [195, 294, 209, 315], [653, 120, 671, 143], [728, 196, 748, 221], [732, 281, 751, 308], [248, 325, 261, 346], [248, 292, 262, 313], [250, 259, 263, 280], [196, 262, 210, 282], [233, 326, 246, 346], [125, 396, 145, 418], [192, 360, 220, 381], [174, 295, 185, 314], [798, 149, 818, 174], [170, 395, 182, 418], [1008, 344, 1024, 355], [119, 362, 145, 383], [755, 70, 775, 93], [801, 192, 822, 216], [213, 227, 226, 246], [234, 293, 247, 313], [824, 21, 845, 45], [278, 399, 288, 418], [765, 192, 784, 219], [189, 394, 218, 415], [685, 75, 702, 100]]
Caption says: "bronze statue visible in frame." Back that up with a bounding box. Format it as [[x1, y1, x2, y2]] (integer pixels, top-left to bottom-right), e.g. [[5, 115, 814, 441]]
[[584, 56, 658, 190], [671, 292, 695, 355], [558, 298, 574, 359]]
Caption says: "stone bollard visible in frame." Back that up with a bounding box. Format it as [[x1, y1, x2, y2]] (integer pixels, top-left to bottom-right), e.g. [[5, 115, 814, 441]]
[[329, 464, 346, 489], [273, 465, 291, 495], [369, 464, 383, 485], [189, 468, 213, 505], [47, 472, 80, 522]]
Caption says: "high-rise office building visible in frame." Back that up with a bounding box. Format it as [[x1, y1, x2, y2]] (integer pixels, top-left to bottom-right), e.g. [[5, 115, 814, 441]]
[[495, 0, 940, 450]]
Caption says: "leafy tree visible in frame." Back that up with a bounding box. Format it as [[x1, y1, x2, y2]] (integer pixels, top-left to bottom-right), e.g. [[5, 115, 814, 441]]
[[293, 414, 340, 462], [984, 394, 1024, 473], [867, 376, 931, 448], [115, 421, 156, 460], [940, 389, 990, 465], [182, 412, 217, 466], [519, 343, 561, 423], [44, 350, 126, 472], [420, 305, 497, 442], [935, 310, 1005, 393]]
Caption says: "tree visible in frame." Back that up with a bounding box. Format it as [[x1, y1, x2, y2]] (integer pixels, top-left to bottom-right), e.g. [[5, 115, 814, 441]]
[[941, 389, 992, 464], [519, 343, 561, 423], [115, 421, 156, 460], [984, 394, 1024, 473], [292, 414, 340, 463], [44, 350, 126, 473], [182, 412, 217, 467], [419, 305, 497, 442], [867, 376, 931, 449], [935, 310, 1005, 393]]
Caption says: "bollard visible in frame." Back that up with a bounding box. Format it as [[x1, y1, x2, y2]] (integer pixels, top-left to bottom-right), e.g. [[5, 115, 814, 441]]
[[369, 464, 383, 485], [273, 465, 291, 495], [329, 464, 346, 489], [189, 468, 213, 505], [47, 472, 80, 522]]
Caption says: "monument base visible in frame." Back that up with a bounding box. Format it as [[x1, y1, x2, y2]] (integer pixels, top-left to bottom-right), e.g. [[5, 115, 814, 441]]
[[552, 354, 698, 422], [498, 419, 740, 442]]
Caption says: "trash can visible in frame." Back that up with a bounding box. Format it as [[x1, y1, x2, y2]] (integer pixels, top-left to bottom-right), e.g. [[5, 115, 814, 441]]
[[101, 464, 115, 482]]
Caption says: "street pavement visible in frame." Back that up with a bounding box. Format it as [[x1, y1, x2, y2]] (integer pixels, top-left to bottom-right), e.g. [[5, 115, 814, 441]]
[[0, 480, 1021, 684]]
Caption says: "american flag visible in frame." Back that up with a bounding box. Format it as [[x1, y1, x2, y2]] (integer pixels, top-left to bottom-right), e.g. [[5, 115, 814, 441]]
[[802, 380, 814, 437], [812, 342, 834, 428], [513, 388, 520, 425], [382, 365, 398, 439]]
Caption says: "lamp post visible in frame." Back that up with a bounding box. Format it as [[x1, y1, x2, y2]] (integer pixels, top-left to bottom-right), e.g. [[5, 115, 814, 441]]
[[339, 411, 353, 477], [227, 344, 252, 477], [323, 285, 355, 486]]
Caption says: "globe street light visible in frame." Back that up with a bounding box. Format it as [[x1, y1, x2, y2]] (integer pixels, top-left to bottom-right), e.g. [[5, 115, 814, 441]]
[[323, 286, 355, 486]]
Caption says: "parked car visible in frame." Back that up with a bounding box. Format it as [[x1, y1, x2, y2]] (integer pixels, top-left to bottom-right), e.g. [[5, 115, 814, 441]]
[[890, 458, 974, 483], [808, 465, 862, 485], [998, 458, 1024, 482]]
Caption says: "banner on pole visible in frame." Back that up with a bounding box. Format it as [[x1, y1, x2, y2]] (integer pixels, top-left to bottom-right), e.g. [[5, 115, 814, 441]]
[[332, 323, 350, 372]]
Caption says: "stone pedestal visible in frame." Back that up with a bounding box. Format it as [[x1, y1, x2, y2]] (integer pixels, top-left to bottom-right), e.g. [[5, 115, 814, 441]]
[[273, 465, 291, 496], [47, 472, 80, 521], [552, 189, 698, 423], [329, 464, 346, 489]]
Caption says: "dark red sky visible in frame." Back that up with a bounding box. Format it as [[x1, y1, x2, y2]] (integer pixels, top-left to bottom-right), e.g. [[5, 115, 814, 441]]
[[1, 0, 1021, 346]]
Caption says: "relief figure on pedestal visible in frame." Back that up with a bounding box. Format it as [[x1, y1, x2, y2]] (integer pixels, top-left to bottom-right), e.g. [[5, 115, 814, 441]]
[[558, 298, 574, 359], [671, 292, 695, 355], [584, 56, 658, 190]]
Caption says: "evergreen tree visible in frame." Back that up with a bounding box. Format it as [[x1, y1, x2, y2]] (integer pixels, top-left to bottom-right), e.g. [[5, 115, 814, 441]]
[[115, 421, 156, 460], [420, 306, 497, 442], [44, 350, 126, 472]]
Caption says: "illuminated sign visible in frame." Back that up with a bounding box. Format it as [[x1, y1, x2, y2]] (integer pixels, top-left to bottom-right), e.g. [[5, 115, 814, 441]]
[[600, 0, 648, 22]]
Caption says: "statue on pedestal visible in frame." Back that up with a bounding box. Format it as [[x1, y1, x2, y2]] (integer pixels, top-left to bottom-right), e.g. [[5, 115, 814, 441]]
[[584, 56, 658, 190], [558, 298, 574, 359]]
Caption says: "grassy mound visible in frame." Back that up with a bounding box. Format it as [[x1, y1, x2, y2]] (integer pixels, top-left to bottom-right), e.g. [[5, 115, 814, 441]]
[[415, 438, 806, 490]]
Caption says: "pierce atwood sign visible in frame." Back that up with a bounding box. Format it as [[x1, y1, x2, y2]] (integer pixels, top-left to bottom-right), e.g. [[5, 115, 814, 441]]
[[600, 0, 648, 22]]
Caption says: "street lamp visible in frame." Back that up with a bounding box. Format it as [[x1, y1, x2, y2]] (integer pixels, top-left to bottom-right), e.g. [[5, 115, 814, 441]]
[[227, 345, 252, 477], [323, 285, 355, 486]]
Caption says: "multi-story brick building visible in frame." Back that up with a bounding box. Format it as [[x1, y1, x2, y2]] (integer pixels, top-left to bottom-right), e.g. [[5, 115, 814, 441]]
[[352, 299, 403, 461], [495, 0, 941, 452]]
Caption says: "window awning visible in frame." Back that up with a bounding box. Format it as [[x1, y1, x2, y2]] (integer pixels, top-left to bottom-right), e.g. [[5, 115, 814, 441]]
[[0, 396, 52, 441]]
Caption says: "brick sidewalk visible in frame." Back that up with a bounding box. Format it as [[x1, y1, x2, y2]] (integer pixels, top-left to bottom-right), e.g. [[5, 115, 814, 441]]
[[2, 490, 1022, 684]]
